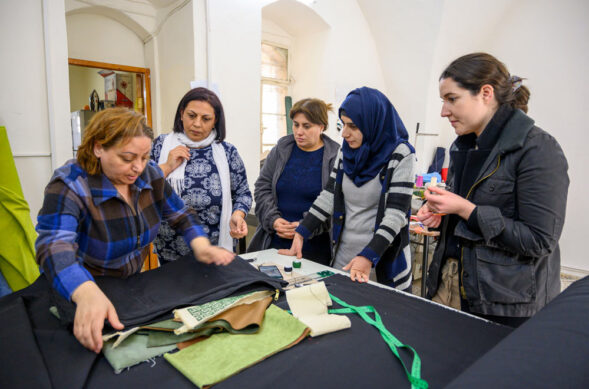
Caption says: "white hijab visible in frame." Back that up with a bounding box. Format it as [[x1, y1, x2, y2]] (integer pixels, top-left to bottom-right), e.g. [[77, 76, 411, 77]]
[[158, 130, 233, 251]]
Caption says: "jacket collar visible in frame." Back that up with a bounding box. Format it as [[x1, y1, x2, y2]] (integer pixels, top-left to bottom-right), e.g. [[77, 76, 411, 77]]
[[452, 107, 535, 186], [278, 133, 339, 157], [493, 108, 535, 154]]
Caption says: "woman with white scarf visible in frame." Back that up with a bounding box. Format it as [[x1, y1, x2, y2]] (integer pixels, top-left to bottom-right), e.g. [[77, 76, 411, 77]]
[[151, 88, 252, 262]]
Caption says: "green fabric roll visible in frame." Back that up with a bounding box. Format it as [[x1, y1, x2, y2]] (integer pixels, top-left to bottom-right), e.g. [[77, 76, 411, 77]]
[[0, 126, 40, 291], [102, 333, 176, 374], [164, 304, 308, 387]]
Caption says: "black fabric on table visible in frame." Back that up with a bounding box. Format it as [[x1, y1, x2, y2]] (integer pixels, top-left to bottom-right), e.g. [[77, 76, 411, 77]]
[[3, 262, 586, 388], [446, 275, 589, 388], [0, 255, 283, 389], [215, 274, 512, 389], [0, 296, 53, 388], [0, 264, 510, 389], [52, 255, 285, 328]]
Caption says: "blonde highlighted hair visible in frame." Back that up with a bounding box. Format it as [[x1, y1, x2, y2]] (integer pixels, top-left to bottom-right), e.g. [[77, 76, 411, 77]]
[[77, 107, 153, 175]]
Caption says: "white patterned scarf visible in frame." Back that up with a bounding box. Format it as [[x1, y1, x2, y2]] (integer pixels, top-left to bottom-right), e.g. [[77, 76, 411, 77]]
[[158, 131, 233, 250]]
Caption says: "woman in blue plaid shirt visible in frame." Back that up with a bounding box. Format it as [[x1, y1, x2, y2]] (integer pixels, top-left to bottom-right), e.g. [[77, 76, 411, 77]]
[[35, 108, 234, 353]]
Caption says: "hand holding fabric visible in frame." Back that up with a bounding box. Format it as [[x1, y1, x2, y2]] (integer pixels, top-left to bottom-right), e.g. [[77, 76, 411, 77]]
[[191, 236, 235, 265], [230, 210, 248, 239], [343, 256, 372, 283], [278, 232, 303, 259], [71, 281, 124, 353], [273, 217, 299, 239]]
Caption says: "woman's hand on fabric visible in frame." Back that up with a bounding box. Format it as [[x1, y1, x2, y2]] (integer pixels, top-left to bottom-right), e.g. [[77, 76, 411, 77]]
[[230, 210, 248, 239], [277, 232, 303, 259], [273, 218, 298, 239], [191, 236, 235, 265], [343, 256, 372, 283], [71, 281, 124, 354], [160, 145, 190, 177], [416, 204, 442, 228], [424, 185, 476, 220]]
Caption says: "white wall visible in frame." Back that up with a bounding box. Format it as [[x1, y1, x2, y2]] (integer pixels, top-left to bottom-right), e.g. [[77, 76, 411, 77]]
[[144, 38, 159, 130], [0, 0, 67, 221], [292, 0, 387, 141], [207, 0, 263, 194], [66, 13, 146, 67], [358, 0, 444, 164], [262, 19, 293, 49], [154, 2, 195, 134]]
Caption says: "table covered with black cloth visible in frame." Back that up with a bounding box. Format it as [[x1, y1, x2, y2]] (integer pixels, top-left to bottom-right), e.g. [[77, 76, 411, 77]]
[[5, 255, 585, 388]]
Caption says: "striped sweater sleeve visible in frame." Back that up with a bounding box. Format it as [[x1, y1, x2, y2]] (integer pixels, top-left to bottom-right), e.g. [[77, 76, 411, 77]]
[[296, 150, 342, 239], [359, 144, 416, 265]]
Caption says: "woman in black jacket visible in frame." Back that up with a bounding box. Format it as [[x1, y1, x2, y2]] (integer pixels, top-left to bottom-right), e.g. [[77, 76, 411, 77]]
[[417, 53, 569, 327]]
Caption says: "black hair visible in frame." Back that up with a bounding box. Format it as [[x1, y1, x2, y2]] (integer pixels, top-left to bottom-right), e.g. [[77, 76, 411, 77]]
[[173, 87, 226, 141]]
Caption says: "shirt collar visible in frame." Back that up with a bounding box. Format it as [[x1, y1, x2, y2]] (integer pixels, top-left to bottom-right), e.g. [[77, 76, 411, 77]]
[[89, 170, 153, 205]]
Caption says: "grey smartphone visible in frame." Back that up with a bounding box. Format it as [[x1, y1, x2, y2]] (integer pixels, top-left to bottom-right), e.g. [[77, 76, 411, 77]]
[[258, 265, 283, 279]]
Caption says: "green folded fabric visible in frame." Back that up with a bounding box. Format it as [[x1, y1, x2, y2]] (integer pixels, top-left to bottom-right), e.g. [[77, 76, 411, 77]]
[[141, 318, 184, 331], [0, 126, 40, 291], [146, 319, 261, 347], [146, 330, 202, 348], [164, 304, 309, 388], [102, 333, 176, 374]]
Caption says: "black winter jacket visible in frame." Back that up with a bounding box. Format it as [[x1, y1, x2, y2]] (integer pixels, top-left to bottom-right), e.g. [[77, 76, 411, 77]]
[[426, 109, 569, 317]]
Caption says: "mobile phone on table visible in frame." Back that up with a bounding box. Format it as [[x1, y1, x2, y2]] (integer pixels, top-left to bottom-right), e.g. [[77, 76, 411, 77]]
[[258, 265, 283, 279]]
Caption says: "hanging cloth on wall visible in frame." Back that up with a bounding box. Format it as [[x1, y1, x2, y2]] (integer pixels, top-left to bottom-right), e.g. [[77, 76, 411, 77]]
[[427, 147, 446, 174], [0, 126, 40, 292]]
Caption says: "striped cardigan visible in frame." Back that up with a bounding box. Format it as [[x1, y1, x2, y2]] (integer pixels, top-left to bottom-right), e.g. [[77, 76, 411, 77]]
[[296, 143, 416, 290]]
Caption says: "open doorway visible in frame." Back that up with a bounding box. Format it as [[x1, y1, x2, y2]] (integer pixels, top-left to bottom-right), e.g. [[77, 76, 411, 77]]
[[68, 58, 152, 125], [68, 58, 158, 270], [68, 58, 152, 156]]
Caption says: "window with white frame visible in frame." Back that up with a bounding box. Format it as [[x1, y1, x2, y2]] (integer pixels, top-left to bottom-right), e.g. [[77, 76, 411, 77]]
[[260, 42, 290, 156]]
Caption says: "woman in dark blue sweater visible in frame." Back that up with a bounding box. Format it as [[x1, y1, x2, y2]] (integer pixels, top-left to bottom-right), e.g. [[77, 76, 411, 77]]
[[248, 98, 340, 265]]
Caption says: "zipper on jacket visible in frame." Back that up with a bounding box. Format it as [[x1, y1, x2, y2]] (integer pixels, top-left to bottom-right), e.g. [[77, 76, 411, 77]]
[[459, 155, 502, 299]]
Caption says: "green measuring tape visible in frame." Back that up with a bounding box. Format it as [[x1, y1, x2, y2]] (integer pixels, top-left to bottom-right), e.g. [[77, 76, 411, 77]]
[[328, 293, 428, 389]]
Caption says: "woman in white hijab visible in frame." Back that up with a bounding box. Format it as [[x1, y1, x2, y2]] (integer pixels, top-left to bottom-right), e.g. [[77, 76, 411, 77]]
[[151, 88, 252, 262]]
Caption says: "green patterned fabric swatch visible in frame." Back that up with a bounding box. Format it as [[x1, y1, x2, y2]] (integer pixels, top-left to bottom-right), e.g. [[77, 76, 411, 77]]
[[185, 292, 255, 322], [165, 304, 308, 387]]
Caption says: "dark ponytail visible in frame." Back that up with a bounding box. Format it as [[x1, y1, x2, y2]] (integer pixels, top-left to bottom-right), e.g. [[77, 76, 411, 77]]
[[440, 52, 530, 113]]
